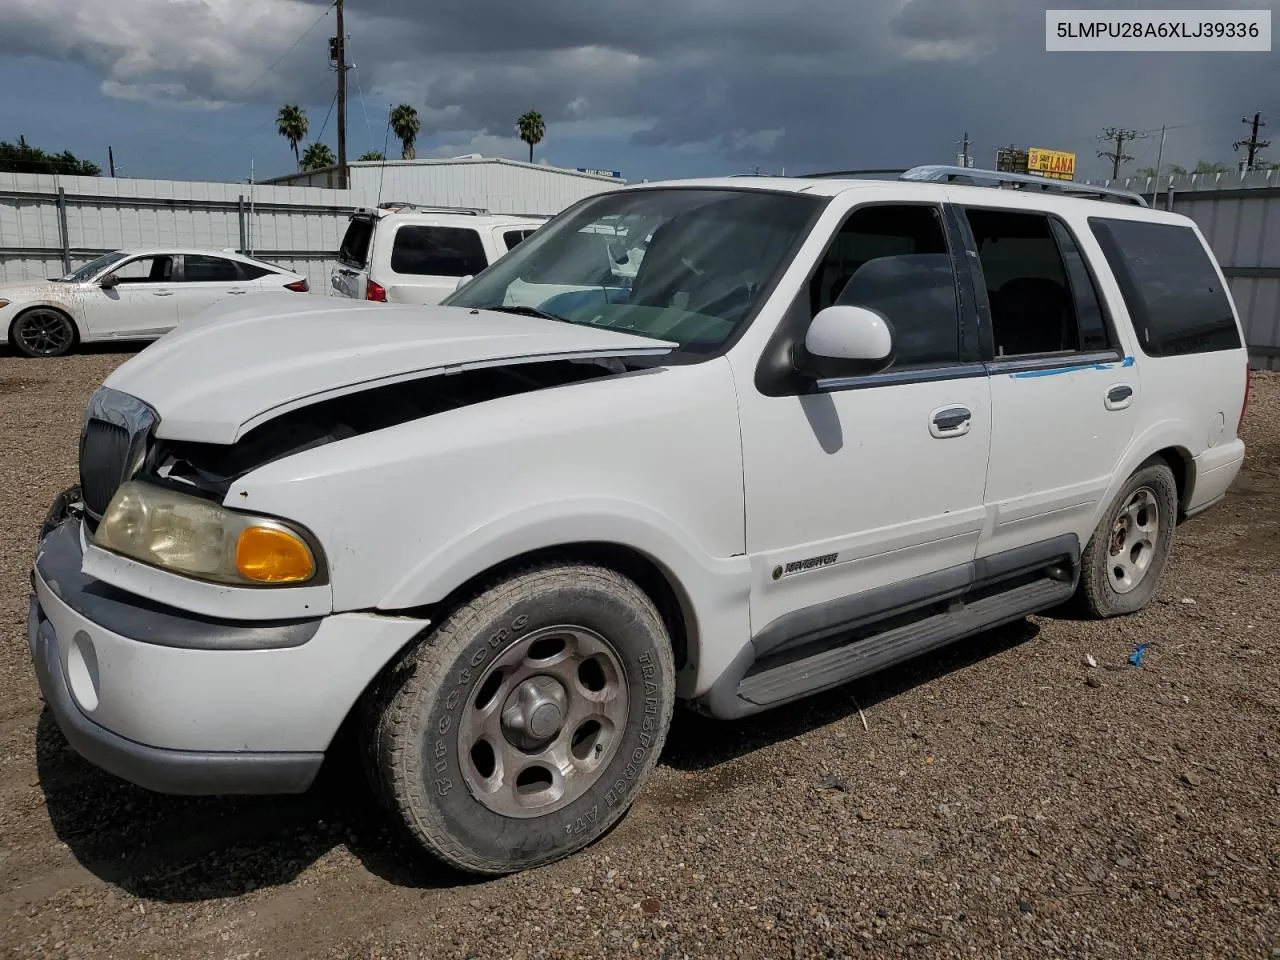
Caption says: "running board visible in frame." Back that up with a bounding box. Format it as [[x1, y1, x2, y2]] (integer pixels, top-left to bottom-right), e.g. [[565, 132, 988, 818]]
[[736, 577, 1074, 709]]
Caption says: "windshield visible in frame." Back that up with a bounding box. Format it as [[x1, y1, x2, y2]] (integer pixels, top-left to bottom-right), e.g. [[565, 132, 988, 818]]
[[443, 188, 823, 353], [60, 251, 128, 283]]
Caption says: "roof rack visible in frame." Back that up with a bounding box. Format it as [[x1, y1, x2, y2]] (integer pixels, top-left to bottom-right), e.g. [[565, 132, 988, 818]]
[[898, 165, 1148, 207], [370, 202, 490, 215]]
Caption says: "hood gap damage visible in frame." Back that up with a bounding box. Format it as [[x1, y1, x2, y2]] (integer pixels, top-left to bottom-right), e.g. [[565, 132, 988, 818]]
[[143, 357, 636, 501]]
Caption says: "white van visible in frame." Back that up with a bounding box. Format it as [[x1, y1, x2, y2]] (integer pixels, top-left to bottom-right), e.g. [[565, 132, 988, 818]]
[[329, 203, 547, 305]]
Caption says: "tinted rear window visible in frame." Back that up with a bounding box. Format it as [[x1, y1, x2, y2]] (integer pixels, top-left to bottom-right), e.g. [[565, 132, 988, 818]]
[[1088, 218, 1241, 357], [391, 226, 488, 277], [338, 218, 374, 267]]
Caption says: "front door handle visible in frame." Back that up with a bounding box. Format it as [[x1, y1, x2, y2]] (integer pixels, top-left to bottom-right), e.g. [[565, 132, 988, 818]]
[[152, 290, 174, 297], [228, 289, 246, 295], [1105, 384, 1134, 411], [930, 405, 972, 438]]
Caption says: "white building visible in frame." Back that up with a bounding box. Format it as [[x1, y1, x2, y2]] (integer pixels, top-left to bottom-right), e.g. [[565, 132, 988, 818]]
[[264, 155, 626, 217]]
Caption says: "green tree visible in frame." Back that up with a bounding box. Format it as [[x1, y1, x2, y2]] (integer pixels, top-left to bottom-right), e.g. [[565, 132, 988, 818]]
[[358, 150, 385, 161], [389, 105, 421, 160], [301, 142, 336, 170], [1193, 160, 1230, 174], [0, 135, 100, 176], [1136, 163, 1187, 178], [516, 110, 545, 163], [276, 104, 309, 170]]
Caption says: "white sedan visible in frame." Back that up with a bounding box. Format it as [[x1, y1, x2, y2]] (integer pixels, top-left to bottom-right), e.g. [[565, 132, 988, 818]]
[[0, 249, 311, 358]]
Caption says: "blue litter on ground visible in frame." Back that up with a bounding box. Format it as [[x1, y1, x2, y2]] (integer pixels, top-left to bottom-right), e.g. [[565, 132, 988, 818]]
[[1129, 643, 1149, 667]]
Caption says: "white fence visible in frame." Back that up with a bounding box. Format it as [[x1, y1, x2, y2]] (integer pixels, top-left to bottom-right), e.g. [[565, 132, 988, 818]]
[[0, 172, 358, 294]]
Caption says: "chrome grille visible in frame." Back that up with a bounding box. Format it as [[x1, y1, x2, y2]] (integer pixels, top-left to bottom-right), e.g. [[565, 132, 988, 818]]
[[79, 419, 131, 517]]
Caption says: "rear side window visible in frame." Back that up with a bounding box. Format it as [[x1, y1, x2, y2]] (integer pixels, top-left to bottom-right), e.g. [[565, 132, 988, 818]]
[[503, 229, 536, 251], [237, 263, 274, 280], [1088, 218, 1241, 357], [338, 218, 374, 267], [390, 226, 489, 277]]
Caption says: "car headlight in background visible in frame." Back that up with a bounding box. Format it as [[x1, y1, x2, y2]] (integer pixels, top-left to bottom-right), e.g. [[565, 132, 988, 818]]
[[93, 481, 319, 585]]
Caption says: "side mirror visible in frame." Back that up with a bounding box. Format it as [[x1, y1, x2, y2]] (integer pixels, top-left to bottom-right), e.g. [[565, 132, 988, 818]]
[[455, 275, 473, 291], [798, 305, 894, 378], [99, 274, 119, 290]]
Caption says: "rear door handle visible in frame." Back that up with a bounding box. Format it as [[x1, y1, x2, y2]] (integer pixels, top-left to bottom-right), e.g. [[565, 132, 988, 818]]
[[1105, 384, 1134, 411], [152, 290, 174, 297], [930, 405, 972, 438], [228, 289, 246, 295]]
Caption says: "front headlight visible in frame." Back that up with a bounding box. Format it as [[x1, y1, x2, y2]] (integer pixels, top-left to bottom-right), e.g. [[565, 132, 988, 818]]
[[93, 481, 319, 586]]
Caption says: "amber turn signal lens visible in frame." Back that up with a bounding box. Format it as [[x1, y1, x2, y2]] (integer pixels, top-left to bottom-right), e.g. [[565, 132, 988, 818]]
[[235, 526, 316, 583]]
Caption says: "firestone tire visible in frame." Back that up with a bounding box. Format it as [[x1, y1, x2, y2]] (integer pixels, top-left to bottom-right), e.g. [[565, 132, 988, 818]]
[[362, 562, 676, 875], [1074, 457, 1178, 618]]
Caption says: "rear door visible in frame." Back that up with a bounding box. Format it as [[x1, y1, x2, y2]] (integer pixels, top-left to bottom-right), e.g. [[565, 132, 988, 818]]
[[331, 214, 375, 299], [379, 223, 491, 305], [170, 253, 257, 322], [953, 199, 1140, 559]]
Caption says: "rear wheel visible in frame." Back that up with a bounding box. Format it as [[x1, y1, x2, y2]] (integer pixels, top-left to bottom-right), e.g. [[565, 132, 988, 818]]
[[9, 307, 77, 358], [1075, 457, 1178, 618], [363, 562, 676, 875]]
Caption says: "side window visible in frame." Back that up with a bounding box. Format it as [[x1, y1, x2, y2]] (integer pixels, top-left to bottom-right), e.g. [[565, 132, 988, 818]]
[[182, 255, 241, 282], [390, 226, 489, 277], [503, 229, 536, 251], [338, 218, 374, 267], [1088, 218, 1242, 357], [810, 204, 961, 368], [109, 256, 173, 284], [237, 263, 274, 280], [965, 209, 1087, 358]]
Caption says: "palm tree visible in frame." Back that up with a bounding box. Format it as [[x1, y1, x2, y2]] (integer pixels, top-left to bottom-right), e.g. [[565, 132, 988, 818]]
[[1193, 160, 1230, 174], [389, 105, 421, 160], [301, 142, 335, 171], [1135, 166, 1157, 178], [359, 150, 385, 161], [1164, 163, 1187, 176], [277, 104, 308, 170], [516, 110, 545, 163]]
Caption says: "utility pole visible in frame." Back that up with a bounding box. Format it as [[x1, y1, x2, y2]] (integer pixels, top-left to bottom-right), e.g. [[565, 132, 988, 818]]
[[333, 0, 348, 187], [1150, 124, 1166, 206], [955, 131, 972, 168], [1096, 127, 1145, 180], [108, 146, 115, 177], [1233, 112, 1269, 171]]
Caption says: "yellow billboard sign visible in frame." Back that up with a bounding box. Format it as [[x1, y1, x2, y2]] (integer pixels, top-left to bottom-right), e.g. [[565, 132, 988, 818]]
[[1027, 147, 1076, 181]]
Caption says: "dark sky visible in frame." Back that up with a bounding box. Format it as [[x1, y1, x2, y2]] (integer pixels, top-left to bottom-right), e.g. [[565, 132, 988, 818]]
[[0, 0, 1275, 184]]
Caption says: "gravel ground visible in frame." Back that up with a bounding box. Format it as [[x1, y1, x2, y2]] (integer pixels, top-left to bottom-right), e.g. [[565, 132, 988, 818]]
[[1, 349, 1277, 960]]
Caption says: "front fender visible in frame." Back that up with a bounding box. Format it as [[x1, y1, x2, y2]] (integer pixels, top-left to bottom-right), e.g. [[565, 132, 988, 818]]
[[376, 496, 753, 699]]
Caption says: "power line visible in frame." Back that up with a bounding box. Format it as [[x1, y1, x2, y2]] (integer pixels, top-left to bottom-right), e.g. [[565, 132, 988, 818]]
[[1096, 127, 1147, 179], [1233, 111, 1270, 170]]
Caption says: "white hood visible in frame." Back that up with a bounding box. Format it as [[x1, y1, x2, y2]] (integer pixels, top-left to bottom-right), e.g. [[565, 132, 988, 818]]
[[105, 297, 675, 444]]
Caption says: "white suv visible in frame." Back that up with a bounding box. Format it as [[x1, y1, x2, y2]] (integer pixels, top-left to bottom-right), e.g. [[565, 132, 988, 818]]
[[329, 203, 548, 305], [30, 167, 1249, 877]]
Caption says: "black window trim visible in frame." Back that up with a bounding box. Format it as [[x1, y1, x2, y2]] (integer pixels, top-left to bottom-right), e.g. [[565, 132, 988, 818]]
[[754, 198, 981, 397], [950, 202, 1126, 376]]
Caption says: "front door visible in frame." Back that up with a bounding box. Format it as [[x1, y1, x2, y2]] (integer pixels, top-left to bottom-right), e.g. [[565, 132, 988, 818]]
[[78, 254, 178, 338], [735, 200, 993, 641], [955, 202, 1140, 559]]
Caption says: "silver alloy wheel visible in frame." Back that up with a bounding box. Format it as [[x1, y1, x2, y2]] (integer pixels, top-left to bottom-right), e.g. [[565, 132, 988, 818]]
[[457, 624, 629, 819], [14, 309, 74, 356], [1107, 486, 1160, 594]]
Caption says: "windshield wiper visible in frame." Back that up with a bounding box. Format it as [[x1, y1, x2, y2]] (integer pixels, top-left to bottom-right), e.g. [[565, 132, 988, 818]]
[[474, 304, 569, 324]]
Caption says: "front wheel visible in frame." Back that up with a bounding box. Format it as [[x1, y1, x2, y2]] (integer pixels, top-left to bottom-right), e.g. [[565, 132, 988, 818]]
[[1074, 457, 1178, 618], [9, 307, 77, 358], [363, 562, 676, 875]]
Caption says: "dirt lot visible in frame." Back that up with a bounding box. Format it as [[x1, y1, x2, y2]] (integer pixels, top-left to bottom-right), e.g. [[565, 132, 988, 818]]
[[1, 349, 1277, 960]]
